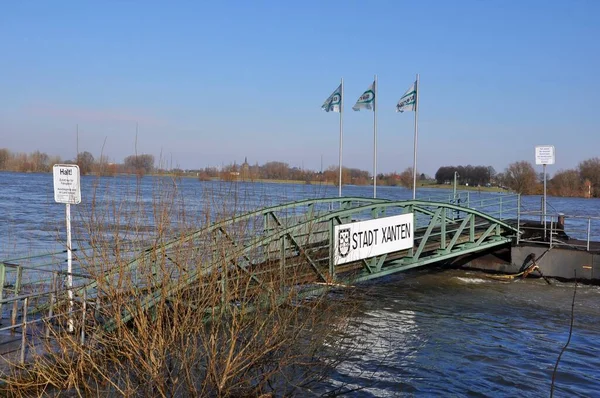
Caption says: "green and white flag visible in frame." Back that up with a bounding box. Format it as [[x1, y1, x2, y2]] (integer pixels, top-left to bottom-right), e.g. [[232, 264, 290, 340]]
[[352, 81, 375, 111], [396, 81, 417, 112], [322, 84, 342, 113]]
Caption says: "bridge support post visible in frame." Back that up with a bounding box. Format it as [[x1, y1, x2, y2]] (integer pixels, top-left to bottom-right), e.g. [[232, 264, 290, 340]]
[[20, 297, 27, 365], [329, 220, 336, 282], [220, 268, 227, 307], [407, 205, 415, 257], [441, 213, 446, 250], [45, 272, 57, 339], [280, 236, 286, 285], [263, 213, 269, 235], [11, 266, 22, 334], [470, 214, 475, 242], [0, 263, 4, 323]]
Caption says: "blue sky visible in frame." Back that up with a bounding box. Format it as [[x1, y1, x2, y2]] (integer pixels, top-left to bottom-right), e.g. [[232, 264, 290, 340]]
[[1, 1, 598, 176]]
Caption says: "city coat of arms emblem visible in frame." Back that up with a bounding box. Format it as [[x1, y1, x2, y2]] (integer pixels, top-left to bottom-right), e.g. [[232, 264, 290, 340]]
[[338, 228, 351, 257]]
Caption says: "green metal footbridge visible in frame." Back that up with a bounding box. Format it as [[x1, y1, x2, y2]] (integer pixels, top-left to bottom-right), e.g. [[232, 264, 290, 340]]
[[0, 194, 520, 361]]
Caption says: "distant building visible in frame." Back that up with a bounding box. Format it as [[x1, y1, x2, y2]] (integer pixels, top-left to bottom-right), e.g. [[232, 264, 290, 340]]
[[241, 157, 250, 180]]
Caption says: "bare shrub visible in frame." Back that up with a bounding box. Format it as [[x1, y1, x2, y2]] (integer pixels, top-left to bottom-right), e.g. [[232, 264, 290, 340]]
[[0, 177, 357, 397]]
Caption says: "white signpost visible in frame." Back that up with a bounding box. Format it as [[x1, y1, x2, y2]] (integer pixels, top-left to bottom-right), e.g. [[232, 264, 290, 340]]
[[535, 146, 555, 239], [333, 213, 414, 265], [53, 164, 81, 332]]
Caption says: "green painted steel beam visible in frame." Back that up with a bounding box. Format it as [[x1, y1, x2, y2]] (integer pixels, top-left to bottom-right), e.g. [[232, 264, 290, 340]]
[[476, 223, 499, 245], [445, 216, 471, 253], [80, 196, 391, 295], [413, 207, 444, 261]]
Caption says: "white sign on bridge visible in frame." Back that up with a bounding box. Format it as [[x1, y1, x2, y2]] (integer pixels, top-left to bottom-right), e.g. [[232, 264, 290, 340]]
[[333, 213, 414, 265], [53, 164, 81, 204]]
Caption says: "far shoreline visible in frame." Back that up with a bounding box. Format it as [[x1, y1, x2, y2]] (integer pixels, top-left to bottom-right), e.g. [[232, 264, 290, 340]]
[[6, 169, 597, 198]]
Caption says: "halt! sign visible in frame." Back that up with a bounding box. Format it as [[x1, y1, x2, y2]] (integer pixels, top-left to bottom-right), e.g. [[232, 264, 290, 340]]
[[53, 164, 81, 204]]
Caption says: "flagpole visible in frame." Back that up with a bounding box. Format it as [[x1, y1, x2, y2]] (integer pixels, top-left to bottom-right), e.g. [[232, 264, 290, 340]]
[[412, 73, 420, 200], [373, 74, 377, 198], [338, 77, 344, 197]]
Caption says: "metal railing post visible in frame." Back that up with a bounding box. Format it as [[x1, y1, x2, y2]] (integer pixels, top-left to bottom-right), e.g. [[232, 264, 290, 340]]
[[11, 266, 23, 334], [81, 289, 87, 345], [280, 235, 287, 288], [46, 271, 58, 339], [516, 194, 521, 245], [549, 216, 553, 248], [20, 297, 28, 364], [0, 263, 5, 321], [499, 196, 503, 220], [440, 208, 446, 250], [264, 212, 270, 233], [220, 266, 227, 307], [540, 197, 544, 224]]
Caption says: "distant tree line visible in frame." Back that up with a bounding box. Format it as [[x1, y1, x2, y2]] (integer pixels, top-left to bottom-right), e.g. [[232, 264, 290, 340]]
[[3, 147, 600, 198], [435, 158, 600, 198], [434, 165, 496, 186], [192, 160, 426, 187], [0, 148, 155, 177], [0, 148, 62, 173]]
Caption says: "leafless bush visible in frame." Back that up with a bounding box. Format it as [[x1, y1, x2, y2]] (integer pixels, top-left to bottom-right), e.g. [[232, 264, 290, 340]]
[[0, 177, 358, 397]]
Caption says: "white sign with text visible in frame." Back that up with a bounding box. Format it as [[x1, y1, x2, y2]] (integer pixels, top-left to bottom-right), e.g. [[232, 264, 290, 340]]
[[333, 213, 414, 265], [535, 145, 555, 165], [53, 164, 81, 204]]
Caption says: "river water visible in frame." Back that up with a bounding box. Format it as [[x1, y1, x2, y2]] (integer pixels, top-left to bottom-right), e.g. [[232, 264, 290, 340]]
[[1, 172, 599, 396]]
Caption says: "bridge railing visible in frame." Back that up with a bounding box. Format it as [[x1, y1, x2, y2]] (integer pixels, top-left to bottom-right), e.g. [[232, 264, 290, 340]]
[[417, 191, 520, 223], [462, 194, 520, 222], [416, 191, 470, 203], [517, 211, 600, 251], [0, 251, 93, 307], [0, 252, 97, 364], [0, 195, 524, 364], [417, 191, 520, 219]]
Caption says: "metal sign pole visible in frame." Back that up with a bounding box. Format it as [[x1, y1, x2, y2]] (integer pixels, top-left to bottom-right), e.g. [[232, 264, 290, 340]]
[[543, 163, 547, 240], [535, 145, 555, 241], [53, 164, 81, 334], [66, 202, 74, 333]]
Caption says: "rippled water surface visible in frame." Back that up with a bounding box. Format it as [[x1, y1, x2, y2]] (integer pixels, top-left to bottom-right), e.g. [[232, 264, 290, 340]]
[[323, 269, 600, 397], [1, 172, 599, 396]]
